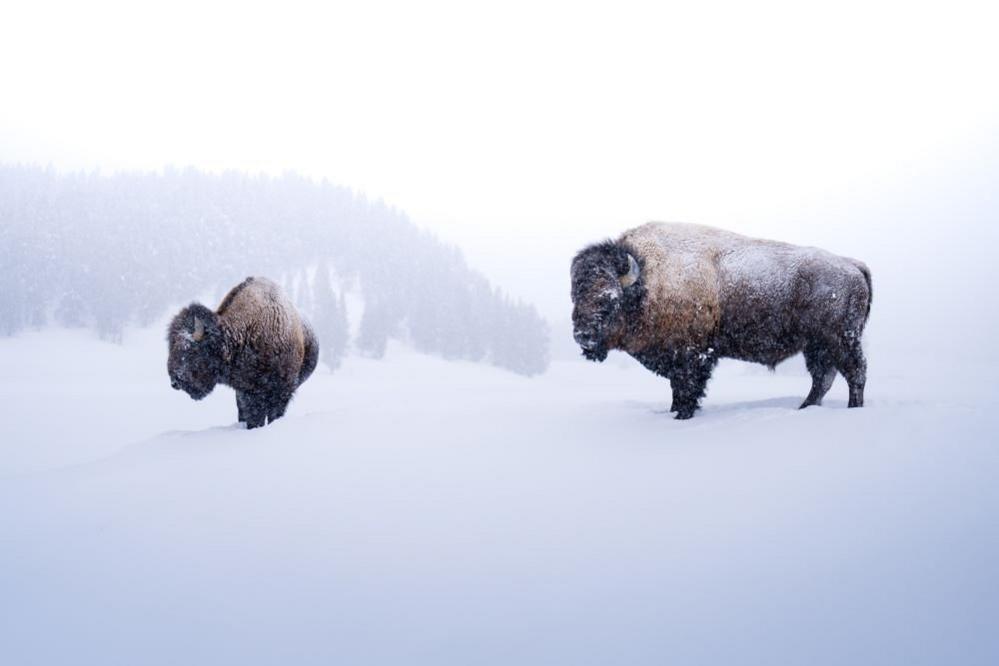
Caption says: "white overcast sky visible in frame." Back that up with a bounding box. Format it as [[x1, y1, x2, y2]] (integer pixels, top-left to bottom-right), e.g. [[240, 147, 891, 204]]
[[2, 0, 997, 318]]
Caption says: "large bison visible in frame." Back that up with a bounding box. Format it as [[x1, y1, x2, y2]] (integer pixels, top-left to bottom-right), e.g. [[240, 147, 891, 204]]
[[571, 223, 872, 419], [167, 277, 319, 428]]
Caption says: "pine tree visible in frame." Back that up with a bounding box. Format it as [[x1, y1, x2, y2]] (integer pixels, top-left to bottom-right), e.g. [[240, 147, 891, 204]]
[[311, 263, 350, 371], [356, 300, 392, 359]]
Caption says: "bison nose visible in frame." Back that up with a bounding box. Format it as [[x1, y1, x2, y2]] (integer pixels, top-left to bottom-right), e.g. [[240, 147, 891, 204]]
[[574, 329, 596, 349], [171, 380, 180, 390]]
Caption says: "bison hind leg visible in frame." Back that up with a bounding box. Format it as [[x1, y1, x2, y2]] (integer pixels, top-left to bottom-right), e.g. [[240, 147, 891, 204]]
[[835, 333, 867, 408], [800, 345, 837, 409], [267, 394, 293, 424], [261, 383, 297, 425], [237, 392, 269, 429]]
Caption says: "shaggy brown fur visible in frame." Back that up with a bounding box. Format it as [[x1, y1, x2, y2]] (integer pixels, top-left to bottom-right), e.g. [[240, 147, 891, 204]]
[[616, 223, 724, 350], [167, 277, 318, 428], [571, 223, 871, 419]]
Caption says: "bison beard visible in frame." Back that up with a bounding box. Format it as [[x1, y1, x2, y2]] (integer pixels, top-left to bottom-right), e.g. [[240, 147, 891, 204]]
[[570, 223, 872, 420]]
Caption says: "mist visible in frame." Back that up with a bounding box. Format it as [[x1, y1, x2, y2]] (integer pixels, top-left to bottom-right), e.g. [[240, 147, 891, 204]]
[[5, 1, 997, 335], [2, 2, 998, 664]]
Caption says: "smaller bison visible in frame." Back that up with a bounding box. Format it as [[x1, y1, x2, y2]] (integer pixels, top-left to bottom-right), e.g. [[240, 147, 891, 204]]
[[571, 223, 872, 419], [167, 277, 319, 429]]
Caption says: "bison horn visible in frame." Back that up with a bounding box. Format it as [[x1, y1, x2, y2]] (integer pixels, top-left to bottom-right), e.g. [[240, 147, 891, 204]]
[[192, 316, 205, 342], [620, 253, 640, 288]]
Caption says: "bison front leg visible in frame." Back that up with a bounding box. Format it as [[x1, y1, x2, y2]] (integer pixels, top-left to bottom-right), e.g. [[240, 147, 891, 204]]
[[631, 350, 682, 413], [670, 352, 717, 420], [669, 376, 680, 413], [239, 392, 269, 429], [236, 390, 249, 423]]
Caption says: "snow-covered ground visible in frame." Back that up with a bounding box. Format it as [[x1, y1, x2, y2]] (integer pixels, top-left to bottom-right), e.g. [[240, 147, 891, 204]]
[[1, 326, 997, 665]]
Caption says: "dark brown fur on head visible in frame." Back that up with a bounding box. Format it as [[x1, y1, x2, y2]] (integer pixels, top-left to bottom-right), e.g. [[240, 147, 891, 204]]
[[166, 303, 224, 400], [570, 240, 644, 362]]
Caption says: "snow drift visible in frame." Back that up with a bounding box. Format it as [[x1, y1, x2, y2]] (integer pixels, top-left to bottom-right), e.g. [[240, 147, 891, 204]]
[[1, 325, 996, 665]]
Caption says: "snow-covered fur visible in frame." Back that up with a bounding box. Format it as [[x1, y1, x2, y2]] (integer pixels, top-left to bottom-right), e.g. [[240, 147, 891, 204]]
[[571, 222, 872, 419], [167, 277, 319, 428]]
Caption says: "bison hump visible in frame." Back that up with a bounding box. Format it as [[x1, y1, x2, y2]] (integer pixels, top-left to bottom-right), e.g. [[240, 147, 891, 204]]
[[620, 224, 722, 348]]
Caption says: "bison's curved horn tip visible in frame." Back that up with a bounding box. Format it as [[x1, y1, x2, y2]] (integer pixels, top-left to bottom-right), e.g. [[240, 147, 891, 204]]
[[620, 253, 640, 288], [192, 316, 205, 341]]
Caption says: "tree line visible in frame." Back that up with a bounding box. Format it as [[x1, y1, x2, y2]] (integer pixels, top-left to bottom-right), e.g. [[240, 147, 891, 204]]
[[0, 165, 549, 376]]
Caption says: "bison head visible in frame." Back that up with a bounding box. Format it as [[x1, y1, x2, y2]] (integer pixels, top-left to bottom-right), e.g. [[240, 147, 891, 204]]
[[570, 241, 641, 362], [167, 303, 224, 400]]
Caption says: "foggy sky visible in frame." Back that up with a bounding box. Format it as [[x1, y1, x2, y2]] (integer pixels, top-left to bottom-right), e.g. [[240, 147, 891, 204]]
[[2, 0, 997, 318]]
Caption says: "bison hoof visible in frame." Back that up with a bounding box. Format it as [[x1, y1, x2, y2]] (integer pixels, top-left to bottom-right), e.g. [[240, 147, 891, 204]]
[[674, 409, 696, 420]]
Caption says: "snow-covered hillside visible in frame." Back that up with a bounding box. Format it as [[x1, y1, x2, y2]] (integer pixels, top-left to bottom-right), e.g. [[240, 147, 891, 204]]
[[1, 326, 996, 665]]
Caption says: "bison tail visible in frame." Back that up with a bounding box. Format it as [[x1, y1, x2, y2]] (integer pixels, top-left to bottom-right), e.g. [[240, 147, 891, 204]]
[[852, 260, 872, 322], [299, 317, 320, 386]]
